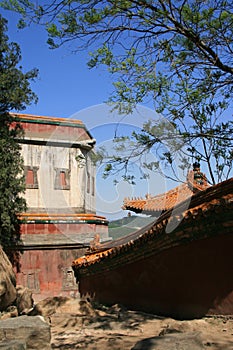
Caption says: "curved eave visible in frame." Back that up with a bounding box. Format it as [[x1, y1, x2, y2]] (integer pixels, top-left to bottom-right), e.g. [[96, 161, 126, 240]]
[[123, 206, 166, 216], [122, 206, 143, 214], [123, 171, 209, 214]]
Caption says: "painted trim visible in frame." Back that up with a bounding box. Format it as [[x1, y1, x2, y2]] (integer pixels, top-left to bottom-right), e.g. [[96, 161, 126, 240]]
[[11, 242, 89, 250], [11, 113, 94, 139], [20, 219, 108, 225], [20, 212, 107, 219], [17, 138, 94, 149]]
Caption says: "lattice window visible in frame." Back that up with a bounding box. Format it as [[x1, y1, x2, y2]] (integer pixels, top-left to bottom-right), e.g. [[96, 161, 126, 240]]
[[24, 166, 39, 189], [23, 270, 40, 293], [54, 168, 70, 190], [62, 267, 77, 290]]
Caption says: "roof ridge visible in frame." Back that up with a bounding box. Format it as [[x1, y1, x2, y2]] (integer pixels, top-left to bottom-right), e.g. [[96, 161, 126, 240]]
[[11, 112, 83, 123]]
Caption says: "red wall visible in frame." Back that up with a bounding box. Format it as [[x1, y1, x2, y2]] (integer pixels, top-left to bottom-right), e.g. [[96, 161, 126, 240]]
[[17, 220, 108, 301], [22, 120, 90, 141], [17, 247, 86, 302], [21, 222, 108, 235], [78, 234, 233, 319]]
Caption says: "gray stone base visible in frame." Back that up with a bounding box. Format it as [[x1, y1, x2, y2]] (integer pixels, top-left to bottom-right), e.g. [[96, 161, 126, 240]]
[[0, 316, 51, 350]]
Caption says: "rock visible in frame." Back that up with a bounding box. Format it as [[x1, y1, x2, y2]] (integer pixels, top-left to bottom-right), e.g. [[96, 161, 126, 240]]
[[79, 299, 99, 317], [29, 296, 93, 318], [0, 247, 16, 311], [131, 332, 205, 350], [0, 315, 51, 350], [0, 340, 26, 349], [29, 296, 71, 317], [16, 286, 34, 315], [0, 306, 18, 320]]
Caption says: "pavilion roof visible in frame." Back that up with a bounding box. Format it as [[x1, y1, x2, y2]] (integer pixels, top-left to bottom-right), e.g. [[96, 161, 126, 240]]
[[122, 168, 209, 215]]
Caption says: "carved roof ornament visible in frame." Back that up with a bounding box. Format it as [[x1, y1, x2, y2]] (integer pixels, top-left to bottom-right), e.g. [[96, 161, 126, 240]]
[[89, 233, 101, 252]]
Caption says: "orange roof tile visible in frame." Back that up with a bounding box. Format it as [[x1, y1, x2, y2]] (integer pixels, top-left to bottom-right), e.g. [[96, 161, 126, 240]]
[[123, 169, 209, 214], [11, 113, 83, 126]]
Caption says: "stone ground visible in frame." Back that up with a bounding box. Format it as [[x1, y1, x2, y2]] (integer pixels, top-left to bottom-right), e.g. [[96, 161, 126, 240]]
[[45, 299, 233, 350]]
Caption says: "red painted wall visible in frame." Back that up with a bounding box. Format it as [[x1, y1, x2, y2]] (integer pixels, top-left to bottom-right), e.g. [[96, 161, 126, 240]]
[[78, 234, 233, 319], [17, 247, 86, 302], [22, 120, 90, 141], [17, 218, 109, 300], [21, 222, 108, 235]]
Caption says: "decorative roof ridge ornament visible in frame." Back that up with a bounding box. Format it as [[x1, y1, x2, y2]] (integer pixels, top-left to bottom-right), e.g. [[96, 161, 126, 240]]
[[145, 193, 151, 199], [187, 162, 209, 191], [89, 233, 101, 252]]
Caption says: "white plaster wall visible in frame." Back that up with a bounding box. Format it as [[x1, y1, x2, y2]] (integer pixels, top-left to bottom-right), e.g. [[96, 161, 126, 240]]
[[21, 143, 96, 213], [84, 153, 96, 213]]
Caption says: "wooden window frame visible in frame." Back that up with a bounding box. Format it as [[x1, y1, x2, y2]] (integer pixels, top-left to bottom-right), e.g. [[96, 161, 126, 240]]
[[54, 168, 70, 190], [22, 269, 40, 293], [24, 166, 39, 189], [62, 267, 77, 290]]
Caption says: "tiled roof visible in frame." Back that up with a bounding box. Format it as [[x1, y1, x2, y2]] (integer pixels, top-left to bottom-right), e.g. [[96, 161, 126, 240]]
[[123, 170, 209, 214], [11, 113, 95, 145], [11, 113, 84, 127], [72, 177, 233, 271]]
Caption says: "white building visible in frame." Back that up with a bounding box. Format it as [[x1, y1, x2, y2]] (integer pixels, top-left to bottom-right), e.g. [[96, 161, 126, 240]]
[[12, 113, 109, 300]]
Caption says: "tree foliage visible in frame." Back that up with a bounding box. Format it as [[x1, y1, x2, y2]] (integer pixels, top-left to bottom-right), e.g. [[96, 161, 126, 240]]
[[0, 14, 38, 265], [2, 0, 233, 183]]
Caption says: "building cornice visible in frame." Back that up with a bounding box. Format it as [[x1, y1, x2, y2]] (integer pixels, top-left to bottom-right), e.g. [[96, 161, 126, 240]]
[[11, 113, 94, 140], [18, 137, 96, 149]]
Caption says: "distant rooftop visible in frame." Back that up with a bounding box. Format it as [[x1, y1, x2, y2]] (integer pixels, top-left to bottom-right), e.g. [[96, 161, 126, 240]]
[[123, 163, 209, 215]]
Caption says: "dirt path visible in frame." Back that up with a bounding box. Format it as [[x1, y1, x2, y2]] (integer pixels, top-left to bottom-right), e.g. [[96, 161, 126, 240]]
[[49, 303, 233, 349]]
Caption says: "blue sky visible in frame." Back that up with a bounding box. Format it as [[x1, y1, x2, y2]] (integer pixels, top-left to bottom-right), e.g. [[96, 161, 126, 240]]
[[1, 8, 186, 220], [2, 9, 113, 117]]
